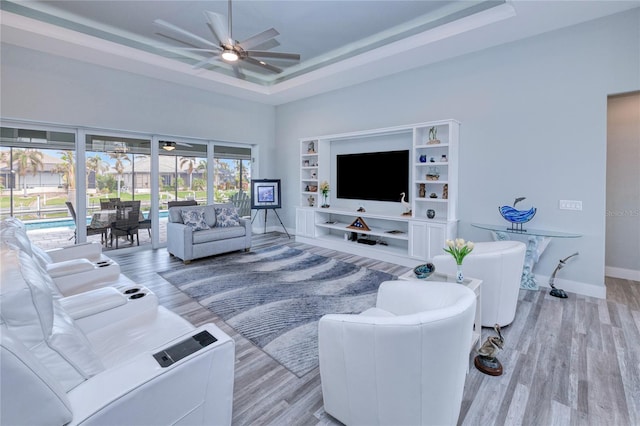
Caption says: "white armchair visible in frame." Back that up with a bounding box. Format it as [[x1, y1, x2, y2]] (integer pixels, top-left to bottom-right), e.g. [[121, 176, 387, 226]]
[[432, 240, 526, 327], [319, 280, 476, 426]]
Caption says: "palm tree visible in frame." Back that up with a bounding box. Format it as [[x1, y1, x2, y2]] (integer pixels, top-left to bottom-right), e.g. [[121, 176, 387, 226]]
[[13, 148, 44, 193], [108, 152, 130, 198], [196, 159, 207, 179], [53, 150, 75, 193], [179, 157, 196, 190], [215, 159, 234, 190], [86, 154, 108, 192]]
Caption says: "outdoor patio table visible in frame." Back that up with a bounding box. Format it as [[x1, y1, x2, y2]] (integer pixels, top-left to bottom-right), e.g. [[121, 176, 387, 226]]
[[90, 209, 144, 228]]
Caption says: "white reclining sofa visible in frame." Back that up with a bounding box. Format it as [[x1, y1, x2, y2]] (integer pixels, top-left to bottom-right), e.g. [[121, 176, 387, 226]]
[[1, 219, 235, 425], [1, 217, 130, 297]]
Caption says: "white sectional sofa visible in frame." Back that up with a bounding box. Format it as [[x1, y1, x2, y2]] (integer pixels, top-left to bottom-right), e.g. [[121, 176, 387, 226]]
[[0, 218, 236, 425]]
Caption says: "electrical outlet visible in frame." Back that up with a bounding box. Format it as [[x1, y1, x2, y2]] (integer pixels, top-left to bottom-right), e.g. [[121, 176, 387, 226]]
[[559, 200, 582, 211]]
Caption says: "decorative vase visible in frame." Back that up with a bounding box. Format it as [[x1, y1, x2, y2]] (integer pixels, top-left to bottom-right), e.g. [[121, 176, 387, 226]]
[[427, 209, 435, 219], [322, 193, 329, 208], [456, 264, 464, 283]]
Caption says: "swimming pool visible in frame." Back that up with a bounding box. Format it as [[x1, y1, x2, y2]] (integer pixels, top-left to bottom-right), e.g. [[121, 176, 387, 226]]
[[24, 211, 167, 230]]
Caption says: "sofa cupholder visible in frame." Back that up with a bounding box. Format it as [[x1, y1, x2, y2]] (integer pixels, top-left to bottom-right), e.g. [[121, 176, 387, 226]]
[[129, 293, 146, 300], [97, 263, 111, 268], [124, 288, 141, 295], [96, 261, 109, 265]]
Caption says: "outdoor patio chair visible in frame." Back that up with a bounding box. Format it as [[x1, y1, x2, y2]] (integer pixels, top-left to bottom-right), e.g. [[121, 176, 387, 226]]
[[230, 191, 251, 218], [110, 200, 140, 248], [65, 201, 108, 245], [167, 200, 198, 208], [99, 198, 119, 210], [139, 212, 151, 237]]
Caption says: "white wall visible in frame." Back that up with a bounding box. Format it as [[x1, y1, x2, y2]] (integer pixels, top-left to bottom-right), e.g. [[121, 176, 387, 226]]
[[606, 92, 640, 280], [276, 10, 640, 295], [0, 44, 277, 176]]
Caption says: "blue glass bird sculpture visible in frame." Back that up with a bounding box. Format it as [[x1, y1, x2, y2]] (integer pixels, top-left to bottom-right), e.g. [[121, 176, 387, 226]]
[[499, 197, 536, 231]]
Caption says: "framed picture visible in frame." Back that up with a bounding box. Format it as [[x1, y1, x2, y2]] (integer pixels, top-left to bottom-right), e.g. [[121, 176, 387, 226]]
[[251, 179, 282, 209]]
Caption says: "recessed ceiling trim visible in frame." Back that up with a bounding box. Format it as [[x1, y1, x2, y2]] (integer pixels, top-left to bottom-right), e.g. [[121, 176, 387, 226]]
[[0, 4, 515, 104]]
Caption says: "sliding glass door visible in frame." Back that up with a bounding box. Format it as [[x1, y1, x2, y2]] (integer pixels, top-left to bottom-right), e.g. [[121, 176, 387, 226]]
[[0, 126, 76, 223], [157, 140, 208, 244]]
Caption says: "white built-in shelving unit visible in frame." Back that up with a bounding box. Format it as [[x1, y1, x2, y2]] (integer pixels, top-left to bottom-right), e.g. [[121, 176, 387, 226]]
[[296, 120, 460, 267]]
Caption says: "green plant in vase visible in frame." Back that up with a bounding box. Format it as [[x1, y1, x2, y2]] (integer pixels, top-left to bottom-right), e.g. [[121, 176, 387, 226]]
[[444, 238, 474, 283], [320, 181, 330, 208]]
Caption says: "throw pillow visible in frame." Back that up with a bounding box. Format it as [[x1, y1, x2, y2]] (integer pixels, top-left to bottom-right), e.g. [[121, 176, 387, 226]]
[[181, 210, 210, 231], [215, 207, 241, 228]]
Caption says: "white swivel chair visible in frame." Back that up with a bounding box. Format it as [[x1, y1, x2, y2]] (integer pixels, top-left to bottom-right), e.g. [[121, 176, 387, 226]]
[[433, 240, 526, 327], [319, 280, 476, 426]]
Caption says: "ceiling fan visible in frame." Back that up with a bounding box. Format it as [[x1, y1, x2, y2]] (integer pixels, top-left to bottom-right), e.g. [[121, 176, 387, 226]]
[[153, 0, 300, 78]]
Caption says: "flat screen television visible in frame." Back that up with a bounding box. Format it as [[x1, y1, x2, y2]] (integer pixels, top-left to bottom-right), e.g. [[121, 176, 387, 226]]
[[336, 150, 409, 202]]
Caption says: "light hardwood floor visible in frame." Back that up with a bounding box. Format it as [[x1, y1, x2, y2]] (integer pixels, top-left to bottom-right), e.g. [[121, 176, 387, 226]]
[[108, 233, 640, 426]]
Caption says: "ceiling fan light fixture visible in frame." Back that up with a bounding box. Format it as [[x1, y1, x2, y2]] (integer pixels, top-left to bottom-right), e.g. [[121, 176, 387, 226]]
[[162, 141, 176, 151], [221, 49, 239, 62]]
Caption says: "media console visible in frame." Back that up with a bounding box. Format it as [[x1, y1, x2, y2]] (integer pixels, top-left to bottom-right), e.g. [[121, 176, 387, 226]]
[[296, 207, 455, 267], [297, 120, 460, 266]]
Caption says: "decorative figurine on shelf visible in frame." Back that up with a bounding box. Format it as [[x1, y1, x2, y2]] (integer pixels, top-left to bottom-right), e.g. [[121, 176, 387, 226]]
[[499, 196, 537, 232], [548, 252, 579, 298], [357, 206, 366, 213], [307, 141, 316, 153], [427, 209, 436, 219], [441, 154, 448, 162], [419, 155, 427, 163], [400, 192, 412, 216], [307, 195, 315, 207], [429, 192, 438, 199], [426, 166, 440, 181], [303, 160, 310, 167], [419, 183, 426, 198], [320, 180, 330, 208], [474, 324, 504, 376], [429, 156, 435, 162], [442, 184, 448, 200], [311, 171, 317, 179], [427, 126, 440, 145]]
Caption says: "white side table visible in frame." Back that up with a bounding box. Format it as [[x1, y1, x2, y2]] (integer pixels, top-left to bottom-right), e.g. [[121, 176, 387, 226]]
[[398, 270, 482, 352]]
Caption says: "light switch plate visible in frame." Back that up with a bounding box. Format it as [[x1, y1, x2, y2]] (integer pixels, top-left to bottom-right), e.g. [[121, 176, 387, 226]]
[[559, 200, 582, 211]]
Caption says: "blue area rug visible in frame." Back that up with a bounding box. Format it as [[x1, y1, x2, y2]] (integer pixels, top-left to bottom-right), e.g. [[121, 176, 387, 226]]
[[159, 245, 395, 377]]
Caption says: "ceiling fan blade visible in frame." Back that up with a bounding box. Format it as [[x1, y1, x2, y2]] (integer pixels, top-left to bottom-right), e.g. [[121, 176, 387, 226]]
[[247, 51, 301, 61], [171, 48, 220, 53], [154, 19, 221, 50], [238, 28, 279, 50], [204, 11, 232, 46], [251, 38, 280, 52], [243, 57, 282, 73], [232, 65, 245, 79]]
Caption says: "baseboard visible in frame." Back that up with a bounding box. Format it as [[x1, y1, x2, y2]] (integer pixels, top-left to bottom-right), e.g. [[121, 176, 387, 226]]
[[535, 274, 606, 299], [605, 266, 640, 281]]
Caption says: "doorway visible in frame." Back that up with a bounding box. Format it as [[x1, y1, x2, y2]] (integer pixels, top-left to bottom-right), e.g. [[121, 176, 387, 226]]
[[605, 91, 640, 281]]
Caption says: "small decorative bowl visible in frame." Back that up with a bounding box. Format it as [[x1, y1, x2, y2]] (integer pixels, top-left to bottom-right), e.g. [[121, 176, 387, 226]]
[[413, 263, 435, 279]]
